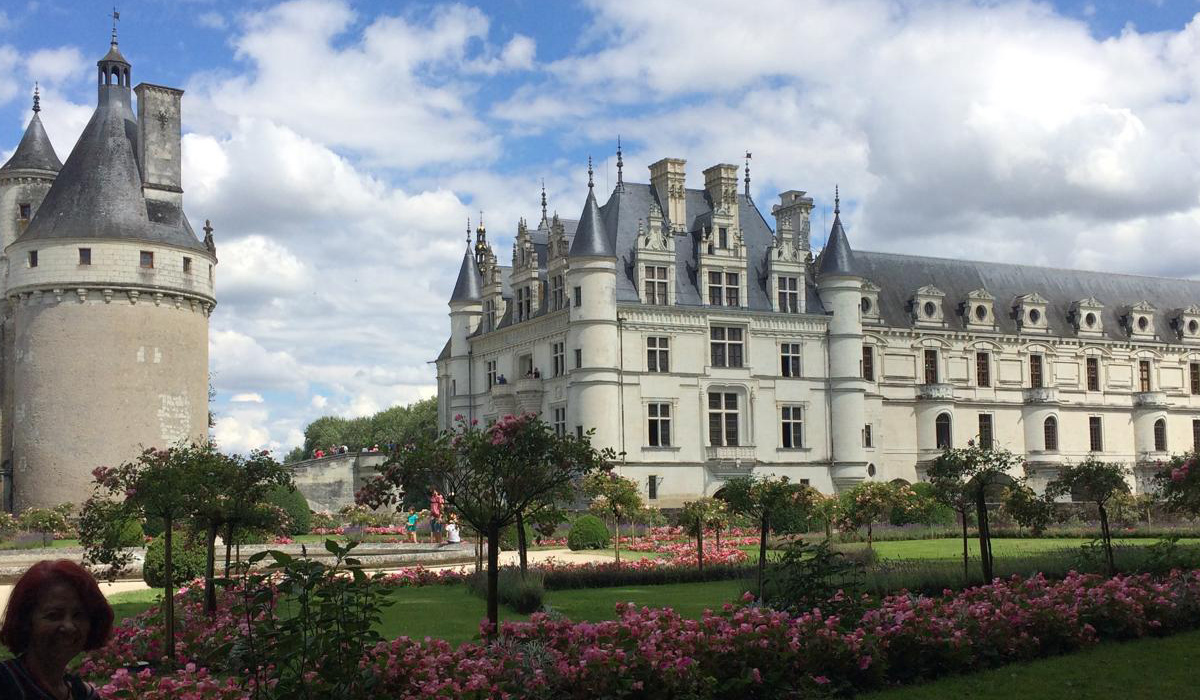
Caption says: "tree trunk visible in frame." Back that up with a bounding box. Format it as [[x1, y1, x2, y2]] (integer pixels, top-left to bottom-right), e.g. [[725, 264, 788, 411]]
[[960, 509, 969, 584], [486, 522, 500, 639], [204, 522, 219, 615], [715, 526, 721, 551], [1099, 504, 1116, 576], [223, 523, 233, 578], [757, 514, 769, 598], [825, 516, 832, 541], [163, 517, 176, 663], [614, 515, 621, 564], [975, 490, 993, 583], [516, 510, 529, 577], [696, 528, 704, 573], [867, 522, 874, 550]]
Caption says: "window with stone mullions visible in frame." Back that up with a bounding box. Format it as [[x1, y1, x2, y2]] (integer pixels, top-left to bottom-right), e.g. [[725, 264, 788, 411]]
[[862, 346, 874, 381], [1086, 357, 1101, 391], [551, 275, 564, 310], [644, 265, 669, 305], [647, 403, 671, 447], [1139, 360, 1152, 392], [516, 287, 531, 321], [1029, 355, 1044, 389], [781, 406, 804, 448], [708, 271, 739, 307], [1193, 419, 1200, 453], [778, 276, 799, 313], [486, 361, 497, 388], [710, 326, 744, 368], [553, 407, 566, 437], [978, 414, 994, 450], [708, 392, 739, 446], [552, 342, 565, 377], [780, 343, 801, 378], [1191, 363, 1200, 395], [976, 352, 990, 387], [484, 300, 496, 332], [647, 337, 669, 372], [1089, 416, 1103, 452]]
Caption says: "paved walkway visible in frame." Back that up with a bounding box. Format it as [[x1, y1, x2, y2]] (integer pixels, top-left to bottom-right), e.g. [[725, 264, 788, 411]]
[[0, 548, 618, 610]]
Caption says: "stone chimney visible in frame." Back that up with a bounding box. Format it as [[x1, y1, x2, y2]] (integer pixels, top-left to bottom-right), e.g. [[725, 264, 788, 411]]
[[134, 83, 183, 202], [649, 158, 687, 233], [772, 190, 814, 251], [703, 163, 739, 215]]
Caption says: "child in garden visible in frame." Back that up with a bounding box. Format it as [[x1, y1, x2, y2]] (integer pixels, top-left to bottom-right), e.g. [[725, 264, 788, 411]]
[[405, 510, 419, 543], [445, 514, 461, 545]]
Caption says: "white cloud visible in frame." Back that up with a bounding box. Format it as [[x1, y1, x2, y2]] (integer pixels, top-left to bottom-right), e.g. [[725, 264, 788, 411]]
[[196, 11, 227, 30], [230, 393, 264, 403], [26, 47, 85, 85]]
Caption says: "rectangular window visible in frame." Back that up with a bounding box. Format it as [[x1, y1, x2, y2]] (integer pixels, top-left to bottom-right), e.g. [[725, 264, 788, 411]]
[[575, 425, 583, 439], [647, 336, 669, 373], [27, 250, 37, 268], [924, 349, 939, 384], [710, 326, 744, 368], [484, 300, 496, 332], [862, 346, 875, 381], [18, 203, 31, 220], [573, 286, 582, 307], [1191, 363, 1200, 395], [1139, 360, 1152, 392], [140, 250, 154, 268], [486, 360, 497, 388], [718, 227, 728, 248], [781, 405, 804, 449], [978, 414, 994, 450], [781, 343, 802, 378], [707, 271, 740, 307], [552, 342, 565, 377], [1086, 357, 1100, 391], [778, 276, 799, 313], [648, 403, 672, 447], [1089, 416, 1103, 452], [976, 351, 990, 387], [516, 287, 531, 322], [863, 424, 873, 448], [553, 407, 566, 437], [551, 275, 564, 310], [1193, 419, 1200, 453], [1029, 355, 1044, 389], [574, 348, 582, 369], [644, 265, 669, 305], [708, 392, 739, 446], [647, 476, 658, 501], [78, 248, 91, 265], [182, 256, 192, 273]]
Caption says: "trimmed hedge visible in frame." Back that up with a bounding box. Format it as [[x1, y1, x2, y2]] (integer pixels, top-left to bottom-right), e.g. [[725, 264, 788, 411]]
[[142, 531, 208, 588], [542, 562, 754, 591], [566, 515, 610, 551], [268, 486, 312, 535]]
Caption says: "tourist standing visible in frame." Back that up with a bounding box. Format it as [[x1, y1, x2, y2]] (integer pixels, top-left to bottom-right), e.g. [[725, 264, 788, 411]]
[[405, 509, 419, 544], [429, 489, 446, 544]]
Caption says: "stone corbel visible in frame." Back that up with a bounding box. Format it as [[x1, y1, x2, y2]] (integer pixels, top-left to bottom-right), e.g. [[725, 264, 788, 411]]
[[76, 288, 88, 303], [52, 288, 64, 303], [153, 292, 164, 306], [128, 290, 140, 305], [102, 289, 113, 304]]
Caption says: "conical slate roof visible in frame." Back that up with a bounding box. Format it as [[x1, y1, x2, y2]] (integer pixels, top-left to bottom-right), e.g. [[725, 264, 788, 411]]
[[568, 186, 614, 258], [450, 248, 483, 302], [18, 44, 206, 252], [1, 112, 61, 173], [817, 210, 858, 277]]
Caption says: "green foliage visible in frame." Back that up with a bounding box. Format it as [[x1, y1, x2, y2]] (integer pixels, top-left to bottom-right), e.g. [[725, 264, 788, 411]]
[[339, 504, 392, 528], [310, 511, 341, 531], [567, 515, 611, 550], [541, 562, 753, 590], [1154, 452, 1200, 517], [142, 531, 207, 588], [677, 498, 727, 536], [268, 486, 312, 535], [890, 482, 954, 526], [227, 539, 395, 699], [1047, 458, 1131, 574], [721, 475, 820, 595], [0, 511, 17, 539], [499, 522, 536, 550], [634, 506, 668, 528], [298, 396, 438, 458], [529, 505, 567, 543], [761, 538, 865, 616], [467, 566, 545, 614], [17, 506, 70, 546], [840, 481, 908, 546], [1004, 483, 1055, 535]]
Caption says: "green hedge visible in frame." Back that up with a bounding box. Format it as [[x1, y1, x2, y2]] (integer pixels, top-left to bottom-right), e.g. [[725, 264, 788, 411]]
[[567, 515, 610, 551], [142, 531, 208, 588], [467, 566, 545, 613], [268, 486, 312, 535]]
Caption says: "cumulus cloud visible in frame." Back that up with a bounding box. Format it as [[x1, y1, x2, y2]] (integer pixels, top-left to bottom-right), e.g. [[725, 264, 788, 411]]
[[26, 47, 85, 85]]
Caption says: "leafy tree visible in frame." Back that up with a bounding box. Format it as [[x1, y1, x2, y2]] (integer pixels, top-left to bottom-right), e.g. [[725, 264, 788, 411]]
[[293, 397, 439, 460], [17, 506, 70, 547], [928, 470, 974, 582], [721, 476, 817, 597], [584, 471, 644, 563], [840, 481, 907, 549], [811, 493, 840, 540], [928, 442, 1022, 582], [357, 412, 610, 636], [1155, 453, 1200, 519], [1048, 459, 1131, 575], [1003, 482, 1054, 536], [891, 481, 954, 527], [677, 498, 726, 572]]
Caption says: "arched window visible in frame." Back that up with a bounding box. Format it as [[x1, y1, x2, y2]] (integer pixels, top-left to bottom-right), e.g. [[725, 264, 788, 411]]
[[1154, 418, 1167, 452], [935, 412, 952, 450], [1043, 416, 1058, 452]]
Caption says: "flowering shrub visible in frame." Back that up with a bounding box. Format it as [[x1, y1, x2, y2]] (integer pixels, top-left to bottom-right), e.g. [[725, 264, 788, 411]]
[[1157, 454, 1200, 517]]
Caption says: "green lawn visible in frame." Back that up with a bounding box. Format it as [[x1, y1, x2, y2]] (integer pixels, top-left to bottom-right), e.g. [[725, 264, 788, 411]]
[[852, 537, 1200, 560], [858, 629, 1200, 699]]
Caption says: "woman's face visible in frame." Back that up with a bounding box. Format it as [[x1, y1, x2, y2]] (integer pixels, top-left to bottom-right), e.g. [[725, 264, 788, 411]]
[[28, 582, 89, 663]]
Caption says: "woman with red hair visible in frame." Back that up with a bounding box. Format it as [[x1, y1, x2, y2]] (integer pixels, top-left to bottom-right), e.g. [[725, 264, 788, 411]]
[[0, 559, 113, 699]]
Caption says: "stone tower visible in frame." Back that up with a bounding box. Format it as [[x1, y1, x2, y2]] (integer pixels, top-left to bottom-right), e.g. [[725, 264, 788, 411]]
[[446, 239, 483, 425], [566, 163, 620, 449], [1, 34, 217, 511], [817, 192, 868, 490]]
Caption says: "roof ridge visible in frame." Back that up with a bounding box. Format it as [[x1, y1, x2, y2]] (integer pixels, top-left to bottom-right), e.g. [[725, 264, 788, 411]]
[[859, 249, 1200, 286]]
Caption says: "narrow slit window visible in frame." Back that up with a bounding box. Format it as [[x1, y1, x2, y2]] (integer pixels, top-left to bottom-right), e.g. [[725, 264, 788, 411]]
[[183, 257, 192, 273]]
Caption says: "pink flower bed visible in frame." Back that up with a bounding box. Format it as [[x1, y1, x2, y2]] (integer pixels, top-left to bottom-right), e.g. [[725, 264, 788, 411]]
[[84, 568, 1200, 698]]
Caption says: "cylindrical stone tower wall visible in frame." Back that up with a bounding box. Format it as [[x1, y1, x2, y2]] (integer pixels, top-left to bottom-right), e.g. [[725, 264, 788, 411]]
[[820, 276, 868, 489], [566, 257, 620, 450]]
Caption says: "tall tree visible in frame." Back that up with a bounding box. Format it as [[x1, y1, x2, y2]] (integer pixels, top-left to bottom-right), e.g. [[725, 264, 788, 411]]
[[357, 413, 610, 636], [1047, 459, 1130, 575]]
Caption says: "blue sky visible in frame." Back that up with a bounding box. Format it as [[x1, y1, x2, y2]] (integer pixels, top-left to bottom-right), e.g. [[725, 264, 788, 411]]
[[3, 0, 1200, 455]]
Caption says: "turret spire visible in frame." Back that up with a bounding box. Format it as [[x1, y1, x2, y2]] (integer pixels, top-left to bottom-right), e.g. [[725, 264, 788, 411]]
[[834, 184, 840, 215], [818, 185, 857, 278], [465, 217, 471, 247], [540, 179, 548, 224], [744, 151, 752, 198], [32, 83, 40, 113], [616, 137, 624, 192], [587, 156, 594, 189], [111, 7, 120, 46]]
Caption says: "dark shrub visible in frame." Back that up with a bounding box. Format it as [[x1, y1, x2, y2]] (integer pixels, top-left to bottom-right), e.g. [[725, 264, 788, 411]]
[[566, 515, 610, 551], [499, 522, 536, 551], [467, 566, 545, 613], [268, 486, 312, 535], [142, 531, 208, 588], [112, 518, 146, 548]]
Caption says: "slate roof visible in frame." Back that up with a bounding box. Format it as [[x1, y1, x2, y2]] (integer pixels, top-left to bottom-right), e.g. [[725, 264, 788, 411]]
[[817, 211, 857, 277], [856, 250, 1200, 341], [449, 247, 483, 302], [17, 47, 206, 253], [1, 112, 62, 174], [569, 186, 615, 258]]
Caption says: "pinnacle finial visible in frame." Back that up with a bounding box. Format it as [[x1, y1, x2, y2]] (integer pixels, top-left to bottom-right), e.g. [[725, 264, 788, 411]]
[[466, 218, 472, 247], [587, 156, 594, 189], [111, 7, 120, 46], [541, 179, 548, 222], [32, 83, 40, 113], [834, 185, 840, 216], [744, 151, 752, 198], [616, 137, 624, 191], [476, 211, 485, 234]]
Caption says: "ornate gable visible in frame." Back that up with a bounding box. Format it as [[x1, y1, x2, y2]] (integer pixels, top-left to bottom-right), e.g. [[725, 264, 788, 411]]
[[1013, 293, 1049, 334], [963, 288, 995, 330]]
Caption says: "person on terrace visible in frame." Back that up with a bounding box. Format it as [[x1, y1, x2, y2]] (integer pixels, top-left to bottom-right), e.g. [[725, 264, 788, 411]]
[[0, 559, 114, 700]]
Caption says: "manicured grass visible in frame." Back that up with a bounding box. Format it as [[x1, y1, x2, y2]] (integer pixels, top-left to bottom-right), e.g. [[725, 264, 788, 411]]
[[858, 628, 1200, 699], [107, 589, 160, 625], [854, 537, 1200, 560], [593, 549, 664, 561], [544, 580, 748, 621], [376, 585, 529, 645]]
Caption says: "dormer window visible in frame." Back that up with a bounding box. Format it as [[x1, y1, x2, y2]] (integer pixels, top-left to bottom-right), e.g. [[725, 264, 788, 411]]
[[1014, 293, 1049, 333], [1124, 300, 1156, 340], [911, 285, 945, 326], [964, 289, 995, 330], [860, 282, 881, 324], [1070, 297, 1104, 337], [1174, 305, 1200, 343]]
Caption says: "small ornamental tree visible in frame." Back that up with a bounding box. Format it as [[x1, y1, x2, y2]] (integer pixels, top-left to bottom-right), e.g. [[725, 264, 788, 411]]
[[928, 441, 1022, 583], [584, 471, 643, 563], [840, 481, 908, 549], [18, 507, 70, 547], [721, 476, 817, 597], [677, 498, 726, 572], [357, 412, 611, 636], [928, 471, 973, 582], [1155, 453, 1200, 519], [1003, 482, 1054, 536], [1049, 459, 1131, 576]]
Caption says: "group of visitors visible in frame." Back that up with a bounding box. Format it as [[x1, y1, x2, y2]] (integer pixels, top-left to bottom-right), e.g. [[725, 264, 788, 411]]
[[404, 489, 460, 545]]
